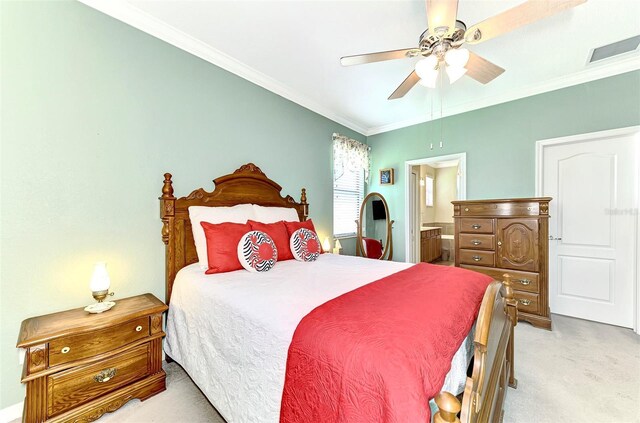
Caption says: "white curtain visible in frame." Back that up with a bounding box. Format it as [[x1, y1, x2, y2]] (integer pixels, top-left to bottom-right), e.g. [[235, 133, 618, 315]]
[[332, 133, 371, 182]]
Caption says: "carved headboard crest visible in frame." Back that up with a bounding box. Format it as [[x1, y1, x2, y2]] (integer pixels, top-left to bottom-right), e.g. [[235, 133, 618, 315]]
[[159, 163, 309, 303]]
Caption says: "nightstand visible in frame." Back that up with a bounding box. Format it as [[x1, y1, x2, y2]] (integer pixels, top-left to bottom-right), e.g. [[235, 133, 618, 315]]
[[17, 293, 168, 423]]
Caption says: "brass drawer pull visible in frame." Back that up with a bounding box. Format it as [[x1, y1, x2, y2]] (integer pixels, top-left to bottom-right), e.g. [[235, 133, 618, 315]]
[[471, 240, 482, 246], [135, 325, 143, 332], [516, 278, 532, 286], [464, 208, 469, 212], [61, 347, 70, 354], [94, 368, 117, 383], [518, 299, 532, 306], [472, 255, 482, 262]]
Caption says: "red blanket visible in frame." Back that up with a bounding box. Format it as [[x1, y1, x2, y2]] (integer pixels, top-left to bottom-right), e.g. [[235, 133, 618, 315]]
[[280, 263, 492, 423]]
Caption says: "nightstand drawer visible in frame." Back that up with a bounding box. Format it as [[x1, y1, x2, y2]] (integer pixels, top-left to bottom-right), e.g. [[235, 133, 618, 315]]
[[49, 316, 149, 367], [47, 343, 151, 417]]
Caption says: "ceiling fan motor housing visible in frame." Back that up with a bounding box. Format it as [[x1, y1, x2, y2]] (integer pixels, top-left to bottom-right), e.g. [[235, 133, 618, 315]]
[[419, 20, 467, 58]]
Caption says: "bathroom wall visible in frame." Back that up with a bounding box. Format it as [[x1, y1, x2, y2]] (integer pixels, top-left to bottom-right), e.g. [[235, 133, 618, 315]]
[[419, 164, 435, 223], [433, 165, 458, 224]]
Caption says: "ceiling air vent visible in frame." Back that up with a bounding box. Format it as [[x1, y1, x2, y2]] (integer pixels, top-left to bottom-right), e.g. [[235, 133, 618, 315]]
[[588, 35, 640, 63]]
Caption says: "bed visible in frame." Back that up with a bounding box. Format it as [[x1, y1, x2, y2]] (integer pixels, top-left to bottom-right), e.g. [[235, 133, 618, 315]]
[[159, 163, 518, 423]]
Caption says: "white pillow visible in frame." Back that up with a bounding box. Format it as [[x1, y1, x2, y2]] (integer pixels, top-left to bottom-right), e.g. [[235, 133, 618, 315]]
[[290, 228, 321, 262], [252, 205, 300, 224], [189, 204, 256, 270], [237, 231, 278, 272]]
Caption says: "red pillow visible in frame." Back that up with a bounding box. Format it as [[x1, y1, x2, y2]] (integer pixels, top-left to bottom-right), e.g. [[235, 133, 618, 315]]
[[201, 221, 251, 274], [284, 219, 324, 253], [248, 220, 293, 261]]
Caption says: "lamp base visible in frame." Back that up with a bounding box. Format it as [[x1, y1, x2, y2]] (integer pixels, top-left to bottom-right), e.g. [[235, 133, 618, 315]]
[[84, 301, 116, 314]]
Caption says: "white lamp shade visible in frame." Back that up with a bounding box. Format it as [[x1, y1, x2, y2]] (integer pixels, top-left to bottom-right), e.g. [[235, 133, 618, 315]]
[[323, 237, 331, 252], [446, 65, 468, 84], [415, 56, 438, 79], [417, 71, 439, 88], [90, 262, 111, 292], [335, 239, 342, 249], [445, 48, 470, 68]]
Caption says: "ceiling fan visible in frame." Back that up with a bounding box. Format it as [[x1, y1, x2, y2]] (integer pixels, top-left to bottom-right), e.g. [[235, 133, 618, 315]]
[[340, 0, 586, 100]]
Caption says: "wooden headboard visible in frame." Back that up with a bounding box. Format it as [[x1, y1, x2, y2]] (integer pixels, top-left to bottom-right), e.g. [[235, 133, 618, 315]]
[[159, 163, 309, 304]]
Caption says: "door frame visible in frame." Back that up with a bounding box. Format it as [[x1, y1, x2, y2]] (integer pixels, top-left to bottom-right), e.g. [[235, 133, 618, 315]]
[[404, 152, 467, 263], [534, 126, 640, 334]]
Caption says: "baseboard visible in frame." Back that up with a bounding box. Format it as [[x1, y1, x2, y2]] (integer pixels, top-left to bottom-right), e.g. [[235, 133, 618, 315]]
[[0, 401, 22, 423]]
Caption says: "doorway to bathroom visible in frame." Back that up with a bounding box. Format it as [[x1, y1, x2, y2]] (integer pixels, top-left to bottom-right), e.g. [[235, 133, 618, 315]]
[[404, 153, 466, 264]]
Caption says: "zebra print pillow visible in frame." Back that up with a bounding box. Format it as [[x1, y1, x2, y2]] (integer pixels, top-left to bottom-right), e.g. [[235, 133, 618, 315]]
[[237, 231, 278, 272], [290, 228, 321, 262]]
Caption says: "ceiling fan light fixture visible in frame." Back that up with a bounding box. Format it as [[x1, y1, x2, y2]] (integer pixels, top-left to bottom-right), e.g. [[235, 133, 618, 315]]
[[445, 48, 470, 67], [415, 56, 438, 76], [418, 70, 439, 88], [415, 56, 440, 89], [446, 65, 467, 84]]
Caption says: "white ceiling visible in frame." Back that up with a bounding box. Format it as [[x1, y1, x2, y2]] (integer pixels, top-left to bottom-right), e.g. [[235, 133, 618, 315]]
[[81, 0, 640, 135]]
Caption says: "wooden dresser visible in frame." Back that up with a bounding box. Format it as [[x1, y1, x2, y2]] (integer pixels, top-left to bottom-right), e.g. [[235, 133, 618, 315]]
[[452, 198, 552, 330], [17, 294, 168, 422], [421, 227, 442, 263]]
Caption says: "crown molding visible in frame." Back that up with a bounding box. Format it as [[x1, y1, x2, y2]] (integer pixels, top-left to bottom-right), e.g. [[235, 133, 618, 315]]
[[365, 54, 640, 136], [79, 0, 639, 138], [77, 0, 368, 136]]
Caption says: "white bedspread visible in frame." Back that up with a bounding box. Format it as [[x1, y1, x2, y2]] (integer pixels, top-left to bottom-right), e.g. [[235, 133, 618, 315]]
[[165, 254, 473, 423]]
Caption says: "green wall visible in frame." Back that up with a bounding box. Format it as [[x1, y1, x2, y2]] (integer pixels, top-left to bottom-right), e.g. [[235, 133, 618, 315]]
[[0, 1, 364, 408], [367, 71, 640, 262], [2, 0, 639, 413]]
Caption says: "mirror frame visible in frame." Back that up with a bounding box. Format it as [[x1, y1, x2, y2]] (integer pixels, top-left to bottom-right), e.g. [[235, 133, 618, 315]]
[[356, 192, 394, 260]]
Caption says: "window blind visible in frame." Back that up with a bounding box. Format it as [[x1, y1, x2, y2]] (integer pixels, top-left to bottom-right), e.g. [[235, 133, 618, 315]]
[[333, 168, 364, 237]]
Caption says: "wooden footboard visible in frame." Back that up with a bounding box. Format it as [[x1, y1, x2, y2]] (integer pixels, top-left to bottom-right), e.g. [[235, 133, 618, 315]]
[[434, 275, 518, 423]]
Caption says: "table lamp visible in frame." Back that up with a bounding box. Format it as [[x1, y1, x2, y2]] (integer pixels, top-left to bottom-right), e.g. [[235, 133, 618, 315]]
[[323, 237, 331, 253], [86, 262, 115, 313], [333, 239, 342, 255]]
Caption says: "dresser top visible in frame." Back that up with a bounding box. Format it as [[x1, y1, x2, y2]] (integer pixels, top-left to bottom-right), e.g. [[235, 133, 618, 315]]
[[17, 293, 167, 347], [452, 197, 552, 204]]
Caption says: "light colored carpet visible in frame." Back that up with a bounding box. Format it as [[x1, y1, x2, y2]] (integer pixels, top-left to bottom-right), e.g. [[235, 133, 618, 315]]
[[15, 314, 639, 423]]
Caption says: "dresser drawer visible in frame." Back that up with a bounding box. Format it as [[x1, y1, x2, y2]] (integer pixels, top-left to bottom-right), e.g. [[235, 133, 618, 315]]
[[459, 249, 495, 267], [459, 265, 540, 293], [460, 202, 540, 216], [49, 316, 149, 367], [459, 234, 495, 250], [513, 291, 540, 314], [47, 343, 151, 417], [459, 218, 494, 234]]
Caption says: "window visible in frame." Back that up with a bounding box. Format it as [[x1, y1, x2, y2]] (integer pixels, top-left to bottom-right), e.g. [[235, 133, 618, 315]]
[[332, 133, 369, 238], [333, 167, 364, 237], [425, 176, 434, 207]]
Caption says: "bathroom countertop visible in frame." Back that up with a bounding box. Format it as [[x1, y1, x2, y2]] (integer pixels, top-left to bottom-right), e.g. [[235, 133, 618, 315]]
[[421, 226, 442, 231]]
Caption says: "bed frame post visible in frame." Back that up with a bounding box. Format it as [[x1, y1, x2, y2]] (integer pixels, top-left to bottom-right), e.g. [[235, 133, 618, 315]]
[[300, 188, 309, 221], [159, 173, 176, 305], [503, 273, 518, 389], [434, 392, 461, 423]]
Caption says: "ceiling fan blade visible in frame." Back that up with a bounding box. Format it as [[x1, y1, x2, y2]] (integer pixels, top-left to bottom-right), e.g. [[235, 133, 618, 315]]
[[341, 48, 419, 66], [465, 51, 505, 84], [465, 0, 586, 45], [388, 71, 421, 100], [427, 0, 459, 36]]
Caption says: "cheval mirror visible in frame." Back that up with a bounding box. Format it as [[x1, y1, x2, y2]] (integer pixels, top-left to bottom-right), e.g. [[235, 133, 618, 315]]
[[356, 192, 394, 260]]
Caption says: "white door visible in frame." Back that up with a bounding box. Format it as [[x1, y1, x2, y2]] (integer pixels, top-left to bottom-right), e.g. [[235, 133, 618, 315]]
[[542, 129, 639, 328]]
